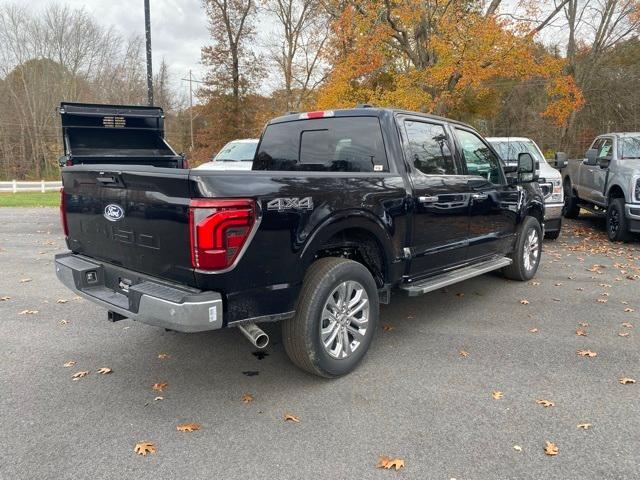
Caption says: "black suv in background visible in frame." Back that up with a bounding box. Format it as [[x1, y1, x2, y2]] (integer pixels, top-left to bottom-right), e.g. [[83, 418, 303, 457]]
[[55, 104, 545, 377]]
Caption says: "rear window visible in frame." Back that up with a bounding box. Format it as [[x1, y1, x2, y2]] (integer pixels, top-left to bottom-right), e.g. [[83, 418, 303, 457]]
[[253, 117, 388, 172]]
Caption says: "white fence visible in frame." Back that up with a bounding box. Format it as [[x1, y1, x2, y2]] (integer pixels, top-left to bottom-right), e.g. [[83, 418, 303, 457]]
[[0, 180, 62, 193]]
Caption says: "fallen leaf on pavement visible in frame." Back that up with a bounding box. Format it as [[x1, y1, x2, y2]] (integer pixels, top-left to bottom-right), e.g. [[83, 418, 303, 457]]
[[596, 298, 607, 304], [284, 413, 300, 423], [134, 442, 156, 456], [459, 350, 469, 357], [520, 299, 530, 305], [492, 391, 503, 400], [154, 396, 163, 401], [576, 328, 588, 336], [530, 281, 541, 286], [59, 319, 69, 325], [72, 370, 89, 380], [544, 441, 558, 456], [577, 349, 597, 358], [619, 377, 636, 385], [18, 310, 38, 315], [0, 296, 10, 301], [98, 367, 112, 375], [152, 382, 168, 392], [513, 445, 522, 452], [536, 399, 555, 408], [177, 423, 201, 432], [577, 423, 592, 430], [242, 393, 254, 403], [63, 361, 76, 368], [456, 293, 464, 298], [579, 322, 589, 327], [624, 308, 635, 313], [56, 299, 68, 304], [377, 456, 405, 471], [382, 324, 394, 332], [157, 353, 170, 359], [19, 278, 32, 283], [618, 332, 630, 337], [529, 328, 538, 333], [621, 322, 633, 328]]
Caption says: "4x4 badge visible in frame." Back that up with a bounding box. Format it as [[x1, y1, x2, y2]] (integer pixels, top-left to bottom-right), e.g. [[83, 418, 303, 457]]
[[267, 197, 314, 212], [104, 204, 125, 221]]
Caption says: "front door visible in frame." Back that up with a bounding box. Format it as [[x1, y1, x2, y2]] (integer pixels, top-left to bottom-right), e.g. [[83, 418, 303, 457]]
[[401, 118, 470, 277], [452, 127, 519, 260], [579, 137, 612, 206]]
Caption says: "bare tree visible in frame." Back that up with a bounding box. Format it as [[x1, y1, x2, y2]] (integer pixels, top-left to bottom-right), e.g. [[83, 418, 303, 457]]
[[264, 0, 329, 110]]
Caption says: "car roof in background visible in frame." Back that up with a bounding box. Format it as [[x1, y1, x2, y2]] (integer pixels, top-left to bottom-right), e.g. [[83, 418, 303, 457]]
[[226, 138, 259, 144], [486, 137, 537, 143]]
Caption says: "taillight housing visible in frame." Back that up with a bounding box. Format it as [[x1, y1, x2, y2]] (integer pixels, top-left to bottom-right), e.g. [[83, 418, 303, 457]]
[[189, 198, 257, 271], [59, 188, 69, 237]]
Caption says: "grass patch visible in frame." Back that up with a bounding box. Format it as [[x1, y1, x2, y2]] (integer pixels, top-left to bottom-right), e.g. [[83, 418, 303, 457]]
[[0, 191, 60, 207]]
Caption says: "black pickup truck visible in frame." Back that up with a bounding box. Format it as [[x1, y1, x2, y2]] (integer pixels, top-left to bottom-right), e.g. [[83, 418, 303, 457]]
[[55, 103, 545, 377]]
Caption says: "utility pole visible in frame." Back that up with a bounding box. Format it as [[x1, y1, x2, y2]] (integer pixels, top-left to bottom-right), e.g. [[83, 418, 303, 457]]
[[180, 72, 205, 151], [144, 0, 153, 106]]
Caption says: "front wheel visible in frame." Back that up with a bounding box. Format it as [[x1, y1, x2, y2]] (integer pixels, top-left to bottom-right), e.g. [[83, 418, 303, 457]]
[[563, 180, 580, 219], [282, 257, 379, 378], [606, 198, 633, 242], [504, 216, 543, 281]]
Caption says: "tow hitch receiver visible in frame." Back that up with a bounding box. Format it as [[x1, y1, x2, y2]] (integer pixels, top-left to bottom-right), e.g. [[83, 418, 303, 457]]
[[108, 311, 127, 322]]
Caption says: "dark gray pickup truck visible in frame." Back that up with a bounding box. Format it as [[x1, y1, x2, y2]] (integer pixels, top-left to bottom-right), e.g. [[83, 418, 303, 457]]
[[560, 133, 640, 241], [55, 103, 545, 377]]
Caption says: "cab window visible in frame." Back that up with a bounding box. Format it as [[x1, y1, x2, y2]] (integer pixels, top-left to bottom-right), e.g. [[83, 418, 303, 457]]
[[404, 120, 456, 175], [455, 128, 504, 184]]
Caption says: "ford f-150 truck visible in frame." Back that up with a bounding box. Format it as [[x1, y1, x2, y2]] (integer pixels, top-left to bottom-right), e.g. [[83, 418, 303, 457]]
[[560, 133, 640, 241], [55, 103, 545, 377]]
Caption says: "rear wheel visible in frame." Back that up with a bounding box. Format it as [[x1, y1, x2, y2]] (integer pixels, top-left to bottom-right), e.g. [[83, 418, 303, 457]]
[[282, 257, 379, 378], [606, 198, 633, 242], [563, 180, 580, 219], [504, 216, 542, 281]]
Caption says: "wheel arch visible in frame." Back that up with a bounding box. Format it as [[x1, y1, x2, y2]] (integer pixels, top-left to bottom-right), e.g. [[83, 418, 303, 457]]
[[300, 211, 396, 288], [607, 183, 626, 203]]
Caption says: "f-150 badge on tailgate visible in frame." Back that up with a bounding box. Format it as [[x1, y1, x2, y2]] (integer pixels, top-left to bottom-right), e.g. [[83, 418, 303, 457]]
[[104, 204, 124, 221], [267, 197, 313, 212]]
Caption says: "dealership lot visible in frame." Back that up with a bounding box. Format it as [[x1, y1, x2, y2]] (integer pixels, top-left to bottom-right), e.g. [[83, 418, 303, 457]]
[[1, 207, 639, 480]]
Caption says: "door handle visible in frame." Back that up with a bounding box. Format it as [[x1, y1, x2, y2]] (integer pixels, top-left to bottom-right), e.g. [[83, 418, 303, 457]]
[[418, 196, 439, 203], [471, 193, 488, 201]]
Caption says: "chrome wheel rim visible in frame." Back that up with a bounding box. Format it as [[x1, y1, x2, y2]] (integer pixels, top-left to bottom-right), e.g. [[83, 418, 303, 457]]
[[320, 280, 369, 359], [523, 228, 540, 272]]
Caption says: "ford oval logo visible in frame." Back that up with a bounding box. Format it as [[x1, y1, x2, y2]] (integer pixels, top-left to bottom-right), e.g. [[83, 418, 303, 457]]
[[104, 204, 124, 222]]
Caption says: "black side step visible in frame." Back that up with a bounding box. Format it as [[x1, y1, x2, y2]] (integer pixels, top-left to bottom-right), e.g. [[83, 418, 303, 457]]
[[400, 257, 512, 297]]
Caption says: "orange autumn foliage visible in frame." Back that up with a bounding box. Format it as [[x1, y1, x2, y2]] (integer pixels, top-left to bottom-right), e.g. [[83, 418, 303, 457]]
[[316, 1, 583, 127]]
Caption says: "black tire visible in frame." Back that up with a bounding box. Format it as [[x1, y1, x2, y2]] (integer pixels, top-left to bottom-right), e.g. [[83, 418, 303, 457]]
[[544, 229, 561, 240], [606, 198, 633, 242], [563, 180, 580, 219], [503, 216, 543, 281], [282, 257, 379, 378]]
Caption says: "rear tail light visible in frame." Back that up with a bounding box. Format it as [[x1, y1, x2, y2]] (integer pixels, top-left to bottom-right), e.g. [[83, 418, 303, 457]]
[[189, 198, 257, 271], [59, 188, 69, 237], [299, 110, 334, 119]]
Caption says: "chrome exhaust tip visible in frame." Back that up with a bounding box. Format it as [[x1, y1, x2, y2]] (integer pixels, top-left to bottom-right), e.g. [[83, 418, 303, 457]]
[[237, 323, 269, 349]]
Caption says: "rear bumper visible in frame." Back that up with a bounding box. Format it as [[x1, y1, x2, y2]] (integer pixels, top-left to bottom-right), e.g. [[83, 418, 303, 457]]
[[54, 252, 223, 332]]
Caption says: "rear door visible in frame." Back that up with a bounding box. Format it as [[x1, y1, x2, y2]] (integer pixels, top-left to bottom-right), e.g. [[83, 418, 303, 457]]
[[399, 117, 470, 277], [62, 166, 194, 285], [452, 127, 519, 260]]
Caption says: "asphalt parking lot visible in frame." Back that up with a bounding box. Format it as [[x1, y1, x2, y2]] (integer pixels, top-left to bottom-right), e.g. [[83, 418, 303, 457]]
[[1, 207, 639, 480]]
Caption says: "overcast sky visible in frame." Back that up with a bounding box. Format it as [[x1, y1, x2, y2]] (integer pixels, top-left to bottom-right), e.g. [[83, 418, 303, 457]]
[[26, 0, 216, 97]]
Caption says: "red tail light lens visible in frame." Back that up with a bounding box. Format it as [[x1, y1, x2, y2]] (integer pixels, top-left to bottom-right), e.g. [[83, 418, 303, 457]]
[[189, 199, 257, 270], [59, 188, 69, 237]]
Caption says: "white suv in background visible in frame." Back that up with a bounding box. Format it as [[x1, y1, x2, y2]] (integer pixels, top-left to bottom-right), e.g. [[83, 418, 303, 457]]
[[487, 137, 565, 240], [195, 138, 259, 171]]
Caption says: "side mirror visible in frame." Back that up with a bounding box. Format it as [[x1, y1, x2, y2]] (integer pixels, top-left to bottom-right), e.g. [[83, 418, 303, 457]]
[[585, 149, 598, 165], [517, 152, 536, 183], [554, 152, 568, 169], [598, 156, 610, 169]]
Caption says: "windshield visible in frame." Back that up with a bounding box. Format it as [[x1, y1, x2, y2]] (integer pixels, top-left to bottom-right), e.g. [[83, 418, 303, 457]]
[[214, 141, 258, 162], [489, 140, 545, 165], [619, 136, 640, 159]]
